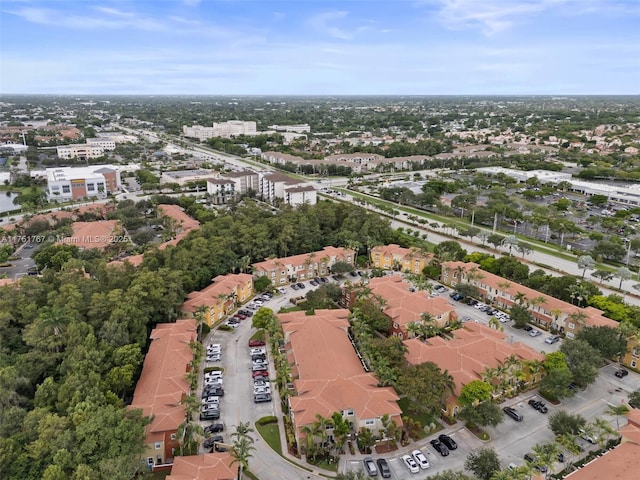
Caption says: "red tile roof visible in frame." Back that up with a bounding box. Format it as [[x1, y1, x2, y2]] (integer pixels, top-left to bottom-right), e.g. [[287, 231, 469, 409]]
[[405, 322, 544, 397], [158, 204, 200, 233], [57, 220, 120, 249], [280, 309, 401, 428], [371, 244, 433, 263], [130, 319, 196, 440], [252, 246, 354, 273], [166, 453, 236, 480], [442, 261, 618, 329], [369, 276, 454, 327], [182, 273, 253, 314]]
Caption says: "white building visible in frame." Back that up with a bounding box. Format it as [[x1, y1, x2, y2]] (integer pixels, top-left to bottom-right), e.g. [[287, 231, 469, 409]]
[[285, 185, 317, 206], [182, 121, 257, 141], [46, 165, 121, 201], [261, 172, 317, 206], [206, 178, 236, 204], [267, 124, 311, 133], [57, 138, 116, 160]]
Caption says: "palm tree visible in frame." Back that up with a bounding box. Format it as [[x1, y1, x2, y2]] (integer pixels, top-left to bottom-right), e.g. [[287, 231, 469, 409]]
[[556, 433, 581, 472], [488, 316, 503, 331], [501, 235, 519, 255], [231, 435, 256, 480], [532, 442, 558, 476], [194, 304, 208, 341]]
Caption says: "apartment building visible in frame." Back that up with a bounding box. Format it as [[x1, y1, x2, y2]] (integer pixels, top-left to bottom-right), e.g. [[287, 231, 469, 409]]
[[166, 453, 236, 480], [181, 274, 254, 326], [405, 322, 545, 417], [252, 246, 355, 285], [370, 244, 434, 274], [46, 165, 121, 201], [261, 151, 305, 166], [285, 184, 317, 206], [260, 172, 317, 205], [441, 261, 618, 337], [130, 319, 196, 471], [215, 170, 260, 196], [280, 309, 402, 447], [366, 276, 456, 339], [57, 220, 122, 250], [205, 178, 236, 204]]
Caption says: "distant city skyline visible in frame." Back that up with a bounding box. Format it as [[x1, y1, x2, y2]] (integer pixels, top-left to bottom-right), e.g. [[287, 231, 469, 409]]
[[1, 0, 639, 95]]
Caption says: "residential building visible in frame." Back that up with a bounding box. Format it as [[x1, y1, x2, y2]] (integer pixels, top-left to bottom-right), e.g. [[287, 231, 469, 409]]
[[366, 276, 456, 339], [166, 453, 236, 480], [182, 121, 257, 141], [285, 184, 317, 206], [130, 319, 196, 471], [404, 322, 545, 417], [563, 408, 640, 480], [280, 309, 402, 446], [260, 172, 317, 205], [46, 165, 121, 201], [57, 220, 122, 250], [157, 204, 200, 247], [214, 169, 260, 196], [181, 274, 254, 326], [252, 246, 355, 285], [56, 139, 116, 160], [441, 261, 618, 337], [261, 151, 305, 166], [370, 244, 434, 273], [205, 178, 236, 204], [621, 335, 640, 370]]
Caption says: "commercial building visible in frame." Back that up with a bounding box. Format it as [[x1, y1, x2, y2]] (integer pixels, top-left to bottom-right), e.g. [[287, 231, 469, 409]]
[[267, 124, 311, 133], [130, 319, 196, 471], [404, 322, 545, 417], [280, 309, 402, 447], [181, 273, 254, 326], [182, 121, 257, 141], [46, 165, 121, 201], [56, 138, 116, 159], [252, 246, 355, 286]]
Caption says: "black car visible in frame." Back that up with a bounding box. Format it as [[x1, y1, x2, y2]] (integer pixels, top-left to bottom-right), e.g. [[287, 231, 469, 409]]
[[450, 293, 464, 301], [523, 325, 533, 332], [202, 387, 224, 397], [309, 280, 318, 286], [376, 458, 391, 478], [527, 399, 548, 414], [203, 435, 224, 448], [204, 423, 224, 433], [524, 453, 548, 473], [213, 443, 228, 452], [503, 406, 523, 422], [467, 298, 478, 306], [297, 282, 305, 289], [615, 369, 629, 378], [438, 434, 458, 450], [430, 438, 450, 456]]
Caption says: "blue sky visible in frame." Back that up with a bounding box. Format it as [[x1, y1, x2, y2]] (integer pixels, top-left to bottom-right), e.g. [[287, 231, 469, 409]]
[[1, 0, 639, 95]]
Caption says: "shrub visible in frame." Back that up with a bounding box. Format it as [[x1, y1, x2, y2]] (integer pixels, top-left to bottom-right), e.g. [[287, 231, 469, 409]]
[[256, 416, 278, 426]]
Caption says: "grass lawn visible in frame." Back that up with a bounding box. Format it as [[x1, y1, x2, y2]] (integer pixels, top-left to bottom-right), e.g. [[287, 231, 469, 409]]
[[310, 458, 338, 472], [255, 420, 282, 456], [145, 471, 170, 479], [398, 397, 441, 440], [250, 329, 265, 342]]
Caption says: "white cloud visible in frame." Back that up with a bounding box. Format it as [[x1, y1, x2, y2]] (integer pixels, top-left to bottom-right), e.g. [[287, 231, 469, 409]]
[[307, 10, 354, 40]]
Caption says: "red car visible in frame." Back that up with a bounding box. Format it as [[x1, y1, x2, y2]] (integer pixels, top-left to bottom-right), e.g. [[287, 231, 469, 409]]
[[252, 370, 269, 378], [248, 340, 266, 347]]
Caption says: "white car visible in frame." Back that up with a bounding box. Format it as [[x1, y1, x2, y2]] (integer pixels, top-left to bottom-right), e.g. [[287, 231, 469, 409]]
[[250, 347, 266, 356], [253, 386, 271, 395], [474, 303, 487, 310], [205, 378, 224, 386], [402, 454, 420, 474], [203, 396, 220, 404], [529, 329, 542, 337], [206, 354, 221, 362], [207, 344, 222, 351], [253, 299, 264, 305], [205, 371, 223, 378], [412, 449, 430, 469], [277, 287, 287, 294]]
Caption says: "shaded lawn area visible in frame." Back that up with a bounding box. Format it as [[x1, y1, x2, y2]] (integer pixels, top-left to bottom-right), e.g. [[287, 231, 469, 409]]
[[398, 397, 441, 440], [256, 421, 282, 456], [145, 471, 170, 479]]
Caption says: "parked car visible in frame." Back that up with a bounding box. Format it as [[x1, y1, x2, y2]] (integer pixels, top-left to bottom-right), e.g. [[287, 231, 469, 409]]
[[252, 370, 269, 378], [252, 358, 267, 365], [411, 449, 430, 469], [277, 287, 287, 294], [291, 284, 300, 291], [253, 375, 269, 383], [310, 280, 318, 286], [524, 453, 548, 473], [248, 339, 266, 347], [522, 325, 533, 332], [200, 410, 220, 420], [206, 354, 222, 362], [430, 438, 450, 456], [253, 386, 271, 395], [252, 364, 268, 372], [363, 457, 378, 477], [203, 396, 220, 404], [203, 435, 224, 449], [438, 434, 458, 450], [579, 429, 598, 444], [253, 379, 269, 387], [615, 369, 629, 378], [376, 458, 391, 478], [527, 399, 548, 414], [449, 292, 464, 301], [250, 347, 267, 355], [254, 393, 272, 403], [545, 335, 560, 344], [204, 423, 224, 433], [251, 354, 266, 362], [297, 282, 305, 289], [402, 455, 420, 474], [529, 329, 542, 337], [503, 406, 523, 422]]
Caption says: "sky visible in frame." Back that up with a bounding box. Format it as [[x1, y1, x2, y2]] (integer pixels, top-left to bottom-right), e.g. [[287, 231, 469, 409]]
[[1, 0, 639, 95]]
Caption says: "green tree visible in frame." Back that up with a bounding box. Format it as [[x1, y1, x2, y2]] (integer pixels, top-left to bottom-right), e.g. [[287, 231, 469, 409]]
[[591, 269, 614, 285], [629, 389, 640, 409], [548, 411, 586, 436], [509, 304, 533, 329], [459, 401, 504, 428], [434, 241, 467, 262], [252, 307, 276, 330], [560, 339, 602, 387], [577, 255, 596, 279], [431, 471, 474, 480], [458, 380, 493, 407], [575, 326, 627, 359], [397, 362, 454, 417], [465, 447, 501, 480]]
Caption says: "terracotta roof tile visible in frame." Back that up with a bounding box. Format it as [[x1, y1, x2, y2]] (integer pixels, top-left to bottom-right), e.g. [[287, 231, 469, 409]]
[[167, 452, 236, 480]]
